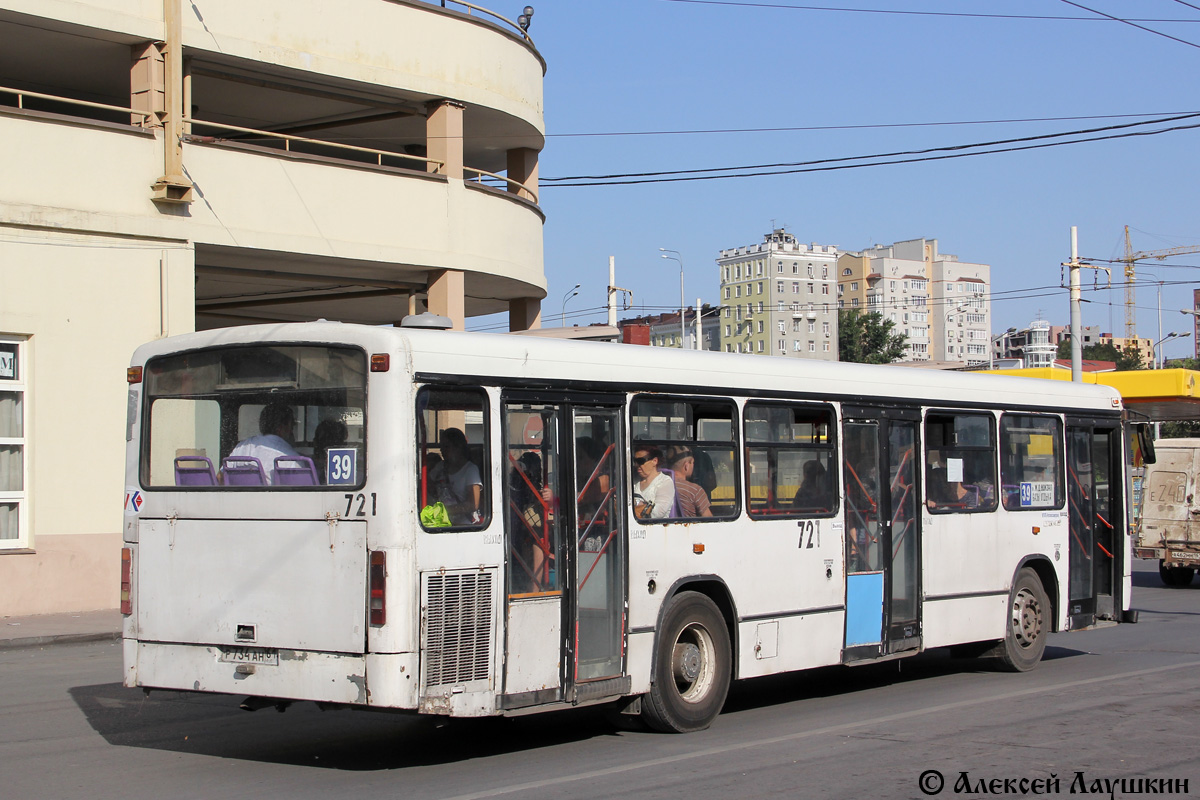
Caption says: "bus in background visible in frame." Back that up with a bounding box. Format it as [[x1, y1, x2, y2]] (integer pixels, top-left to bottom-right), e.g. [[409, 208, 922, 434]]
[[122, 319, 1135, 732]]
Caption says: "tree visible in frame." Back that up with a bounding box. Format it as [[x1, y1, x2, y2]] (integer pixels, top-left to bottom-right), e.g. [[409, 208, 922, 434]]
[[1055, 338, 1144, 370], [838, 309, 908, 364]]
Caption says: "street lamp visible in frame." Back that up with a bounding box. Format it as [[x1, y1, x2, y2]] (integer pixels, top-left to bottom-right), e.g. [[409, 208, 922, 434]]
[[560, 283, 580, 327], [659, 248, 686, 349], [1153, 331, 1190, 368]]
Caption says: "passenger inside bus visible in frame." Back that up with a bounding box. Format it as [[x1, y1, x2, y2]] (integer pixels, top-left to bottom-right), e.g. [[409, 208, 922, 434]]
[[509, 451, 555, 592], [228, 402, 300, 484], [633, 445, 676, 519], [429, 427, 483, 524], [791, 459, 829, 511], [665, 446, 712, 518], [312, 419, 348, 483]]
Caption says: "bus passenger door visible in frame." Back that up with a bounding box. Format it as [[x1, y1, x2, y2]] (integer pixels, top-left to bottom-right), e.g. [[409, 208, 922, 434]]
[[842, 406, 923, 661], [499, 397, 628, 709], [1066, 419, 1123, 626]]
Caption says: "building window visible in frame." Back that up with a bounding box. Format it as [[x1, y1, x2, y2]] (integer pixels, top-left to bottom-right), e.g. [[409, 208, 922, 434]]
[[792, 263, 799, 274], [822, 322, 830, 335], [724, 287, 730, 300], [757, 320, 764, 334], [850, 282, 858, 291], [759, 302, 765, 313], [758, 282, 765, 295], [792, 319, 801, 332], [807, 282, 814, 294], [735, 285, 741, 298], [823, 341, 830, 352], [792, 282, 800, 294], [822, 284, 829, 295], [808, 341, 816, 352], [0, 338, 28, 549], [822, 266, 829, 278], [776, 281, 784, 293], [757, 340, 765, 353], [778, 339, 786, 351], [725, 325, 731, 337], [807, 265, 814, 278], [852, 298, 859, 307], [778, 321, 786, 333], [808, 321, 815, 333]]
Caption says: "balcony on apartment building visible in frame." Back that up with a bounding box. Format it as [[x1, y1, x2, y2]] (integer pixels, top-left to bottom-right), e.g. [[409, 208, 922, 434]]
[[0, 0, 546, 328]]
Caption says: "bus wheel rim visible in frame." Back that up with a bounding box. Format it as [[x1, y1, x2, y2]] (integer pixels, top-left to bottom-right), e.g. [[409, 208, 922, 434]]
[[672, 623, 716, 702], [1011, 586, 1042, 649]]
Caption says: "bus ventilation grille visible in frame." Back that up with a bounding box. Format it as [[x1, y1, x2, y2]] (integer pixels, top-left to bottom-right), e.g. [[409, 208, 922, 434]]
[[423, 571, 493, 689]]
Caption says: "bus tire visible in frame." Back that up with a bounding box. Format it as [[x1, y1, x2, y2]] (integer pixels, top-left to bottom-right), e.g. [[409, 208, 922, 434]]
[[641, 591, 731, 733], [994, 567, 1048, 672]]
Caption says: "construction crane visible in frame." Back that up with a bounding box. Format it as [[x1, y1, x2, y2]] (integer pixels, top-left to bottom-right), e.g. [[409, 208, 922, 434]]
[[1121, 226, 1200, 341]]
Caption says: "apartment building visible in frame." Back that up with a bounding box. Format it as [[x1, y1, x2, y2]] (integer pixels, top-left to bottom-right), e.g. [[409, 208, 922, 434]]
[[839, 238, 991, 366], [837, 249, 932, 361], [716, 230, 839, 360], [0, 1, 546, 614]]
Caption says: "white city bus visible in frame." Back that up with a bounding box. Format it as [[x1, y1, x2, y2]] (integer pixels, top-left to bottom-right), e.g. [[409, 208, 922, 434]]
[[122, 320, 1134, 732]]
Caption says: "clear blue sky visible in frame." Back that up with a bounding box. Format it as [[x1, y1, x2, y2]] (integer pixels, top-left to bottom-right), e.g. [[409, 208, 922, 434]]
[[484, 1, 1200, 361]]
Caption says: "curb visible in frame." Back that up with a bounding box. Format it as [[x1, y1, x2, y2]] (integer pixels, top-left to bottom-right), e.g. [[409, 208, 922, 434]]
[[0, 631, 122, 650]]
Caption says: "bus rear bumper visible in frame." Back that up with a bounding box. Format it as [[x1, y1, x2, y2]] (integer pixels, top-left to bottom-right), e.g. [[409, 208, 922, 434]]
[[125, 640, 378, 706]]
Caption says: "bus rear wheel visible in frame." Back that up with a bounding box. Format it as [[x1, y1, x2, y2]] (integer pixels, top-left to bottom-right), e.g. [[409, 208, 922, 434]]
[[994, 567, 1048, 672], [641, 591, 731, 733]]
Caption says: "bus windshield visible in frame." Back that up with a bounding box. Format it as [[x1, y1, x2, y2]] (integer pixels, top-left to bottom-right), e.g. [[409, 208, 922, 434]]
[[140, 344, 366, 489]]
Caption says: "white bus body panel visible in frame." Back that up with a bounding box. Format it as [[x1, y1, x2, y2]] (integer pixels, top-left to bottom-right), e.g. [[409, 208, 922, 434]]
[[136, 518, 368, 653]]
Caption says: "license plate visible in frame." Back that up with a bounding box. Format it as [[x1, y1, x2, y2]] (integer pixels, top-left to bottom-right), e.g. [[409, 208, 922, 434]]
[[219, 646, 278, 666]]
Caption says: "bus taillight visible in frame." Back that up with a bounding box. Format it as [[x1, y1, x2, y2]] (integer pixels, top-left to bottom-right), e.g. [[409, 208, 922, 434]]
[[120, 548, 132, 616], [369, 551, 386, 626]]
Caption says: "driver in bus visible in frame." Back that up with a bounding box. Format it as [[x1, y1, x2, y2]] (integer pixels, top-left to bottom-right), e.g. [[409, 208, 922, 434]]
[[430, 427, 483, 524], [229, 402, 300, 484]]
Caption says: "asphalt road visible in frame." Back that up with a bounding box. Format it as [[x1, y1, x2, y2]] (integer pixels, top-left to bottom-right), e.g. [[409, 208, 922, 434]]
[[2, 560, 1198, 800]]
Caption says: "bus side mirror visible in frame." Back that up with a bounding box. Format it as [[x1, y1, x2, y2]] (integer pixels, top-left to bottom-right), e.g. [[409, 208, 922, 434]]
[[1137, 423, 1156, 465]]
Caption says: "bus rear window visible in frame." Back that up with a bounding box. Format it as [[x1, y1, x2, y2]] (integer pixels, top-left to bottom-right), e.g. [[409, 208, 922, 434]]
[[141, 345, 367, 489]]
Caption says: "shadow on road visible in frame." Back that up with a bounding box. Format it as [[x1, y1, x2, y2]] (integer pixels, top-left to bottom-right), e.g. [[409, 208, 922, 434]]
[[69, 648, 1092, 770], [721, 644, 1086, 717], [69, 681, 619, 770]]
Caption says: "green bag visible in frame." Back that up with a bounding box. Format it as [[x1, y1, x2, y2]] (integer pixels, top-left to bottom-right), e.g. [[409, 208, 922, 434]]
[[421, 501, 452, 528]]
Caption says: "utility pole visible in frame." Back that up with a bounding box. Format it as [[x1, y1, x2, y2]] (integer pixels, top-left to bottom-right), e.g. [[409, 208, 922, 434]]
[[1069, 227, 1082, 382], [1063, 227, 1110, 382], [607, 256, 631, 328]]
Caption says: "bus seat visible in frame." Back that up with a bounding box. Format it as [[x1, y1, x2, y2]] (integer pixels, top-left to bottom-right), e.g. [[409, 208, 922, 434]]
[[222, 456, 267, 486], [275, 455, 318, 486], [175, 456, 217, 486]]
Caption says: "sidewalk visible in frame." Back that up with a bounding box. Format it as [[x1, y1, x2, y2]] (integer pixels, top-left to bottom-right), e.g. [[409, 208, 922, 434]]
[[0, 609, 122, 649]]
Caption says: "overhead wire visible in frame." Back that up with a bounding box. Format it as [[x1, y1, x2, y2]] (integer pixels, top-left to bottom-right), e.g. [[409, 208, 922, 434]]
[[543, 113, 1200, 183], [543, 118, 1200, 187], [1058, 0, 1200, 50], [660, 0, 1200, 23]]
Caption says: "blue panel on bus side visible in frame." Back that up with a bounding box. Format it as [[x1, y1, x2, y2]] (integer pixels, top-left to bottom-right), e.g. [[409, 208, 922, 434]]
[[845, 572, 885, 647]]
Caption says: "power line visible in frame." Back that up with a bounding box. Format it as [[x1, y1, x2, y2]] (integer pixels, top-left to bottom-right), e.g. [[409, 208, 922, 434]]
[[660, 0, 1200, 23], [543, 118, 1200, 187], [1059, 0, 1200, 50], [543, 112, 1199, 183], [541, 111, 1200, 140]]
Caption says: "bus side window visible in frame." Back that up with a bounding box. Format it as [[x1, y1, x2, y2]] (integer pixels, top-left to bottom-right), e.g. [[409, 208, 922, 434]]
[[417, 387, 490, 531], [630, 396, 739, 521], [925, 412, 997, 513], [999, 414, 1063, 511], [744, 402, 837, 519]]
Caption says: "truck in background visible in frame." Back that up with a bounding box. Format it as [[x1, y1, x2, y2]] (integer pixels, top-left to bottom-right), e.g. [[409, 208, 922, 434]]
[[1136, 437, 1200, 586]]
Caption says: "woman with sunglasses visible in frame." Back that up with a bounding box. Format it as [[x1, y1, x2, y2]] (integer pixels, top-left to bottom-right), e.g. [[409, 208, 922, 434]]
[[632, 445, 675, 520]]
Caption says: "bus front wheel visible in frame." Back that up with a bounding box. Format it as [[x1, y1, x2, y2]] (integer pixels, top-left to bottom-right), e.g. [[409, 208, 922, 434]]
[[641, 591, 731, 733], [994, 567, 1048, 672]]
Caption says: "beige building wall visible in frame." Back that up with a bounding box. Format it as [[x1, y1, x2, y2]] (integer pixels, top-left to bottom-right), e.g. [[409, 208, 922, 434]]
[[0, 229, 194, 614]]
